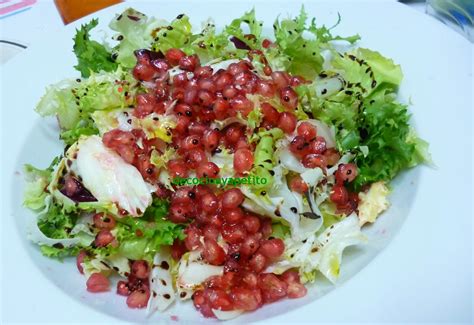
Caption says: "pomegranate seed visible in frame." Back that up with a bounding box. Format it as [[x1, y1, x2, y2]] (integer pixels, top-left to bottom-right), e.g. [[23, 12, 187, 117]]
[[330, 185, 349, 205], [280, 87, 298, 110], [86, 273, 110, 293], [271, 71, 290, 89], [179, 54, 200, 71], [94, 230, 115, 247], [302, 153, 327, 169], [117, 280, 131, 296], [335, 163, 358, 184], [259, 239, 285, 259], [196, 162, 220, 178], [231, 287, 262, 311], [131, 260, 150, 279], [93, 213, 116, 230], [309, 136, 327, 154], [126, 286, 150, 308], [258, 273, 288, 303], [221, 189, 244, 209], [76, 250, 87, 274], [278, 112, 297, 134], [202, 238, 226, 265], [234, 148, 254, 173], [165, 48, 186, 66]]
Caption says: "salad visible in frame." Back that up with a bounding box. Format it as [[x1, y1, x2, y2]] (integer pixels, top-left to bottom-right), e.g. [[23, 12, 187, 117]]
[[24, 7, 430, 320]]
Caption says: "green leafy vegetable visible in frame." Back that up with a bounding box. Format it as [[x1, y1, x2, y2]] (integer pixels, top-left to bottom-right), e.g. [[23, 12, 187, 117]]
[[271, 8, 359, 79], [23, 157, 59, 211], [73, 19, 118, 77], [40, 245, 80, 260], [114, 198, 185, 260], [36, 68, 136, 145], [37, 204, 78, 239], [110, 8, 163, 68]]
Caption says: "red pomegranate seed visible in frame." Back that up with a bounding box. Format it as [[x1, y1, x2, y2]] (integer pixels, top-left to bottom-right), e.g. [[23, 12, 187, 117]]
[[271, 71, 290, 89], [231, 287, 262, 311], [165, 48, 186, 66], [277, 112, 297, 134], [222, 207, 245, 224], [297, 122, 317, 141], [302, 153, 327, 169], [259, 239, 285, 259], [309, 136, 327, 154], [249, 253, 267, 273], [335, 163, 358, 184], [196, 162, 220, 178], [126, 286, 150, 308], [242, 215, 261, 234], [330, 185, 349, 205], [179, 54, 200, 71], [86, 273, 110, 293], [289, 175, 309, 194], [280, 87, 298, 110], [117, 280, 131, 296], [221, 189, 244, 209], [221, 223, 247, 244], [76, 250, 87, 274], [94, 230, 115, 247], [258, 273, 288, 303], [202, 238, 226, 266], [240, 234, 261, 256], [234, 148, 254, 173], [131, 260, 150, 280]]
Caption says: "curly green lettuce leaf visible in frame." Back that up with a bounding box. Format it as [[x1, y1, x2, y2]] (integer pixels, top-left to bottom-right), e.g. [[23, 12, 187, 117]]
[[40, 245, 80, 260], [272, 7, 359, 79], [110, 8, 165, 68], [186, 20, 246, 62], [23, 157, 60, 211], [73, 19, 118, 77], [331, 48, 403, 97], [115, 198, 185, 261], [36, 68, 136, 145], [351, 94, 424, 189], [151, 14, 193, 53], [225, 8, 263, 49]]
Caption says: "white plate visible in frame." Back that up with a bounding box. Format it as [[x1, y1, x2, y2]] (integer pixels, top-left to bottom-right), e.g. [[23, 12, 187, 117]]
[[1, 0, 472, 323]]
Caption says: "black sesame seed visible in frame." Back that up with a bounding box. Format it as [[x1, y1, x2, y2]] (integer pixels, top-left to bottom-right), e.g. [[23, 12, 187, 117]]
[[290, 207, 297, 213], [321, 88, 327, 95], [117, 35, 124, 41]]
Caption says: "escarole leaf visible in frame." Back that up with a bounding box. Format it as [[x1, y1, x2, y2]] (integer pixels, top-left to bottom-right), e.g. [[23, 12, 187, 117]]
[[73, 19, 118, 77]]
